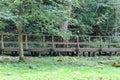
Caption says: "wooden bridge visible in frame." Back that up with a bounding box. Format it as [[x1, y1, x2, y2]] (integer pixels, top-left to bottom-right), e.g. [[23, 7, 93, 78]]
[[0, 34, 120, 56]]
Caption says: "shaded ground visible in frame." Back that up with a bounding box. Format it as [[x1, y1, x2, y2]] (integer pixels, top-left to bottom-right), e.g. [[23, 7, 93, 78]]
[[0, 56, 120, 80]]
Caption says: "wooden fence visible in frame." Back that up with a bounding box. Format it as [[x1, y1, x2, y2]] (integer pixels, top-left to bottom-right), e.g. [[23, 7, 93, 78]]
[[0, 34, 120, 56]]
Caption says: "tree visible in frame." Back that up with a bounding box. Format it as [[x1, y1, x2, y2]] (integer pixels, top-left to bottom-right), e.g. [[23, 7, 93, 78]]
[[111, 0, 120, 35], [0, 0, 67, 61], [0, 0, 44, 61], [0, 0, 119, 56], [72, 0, 115, 36], [17, 1, 24, 61]]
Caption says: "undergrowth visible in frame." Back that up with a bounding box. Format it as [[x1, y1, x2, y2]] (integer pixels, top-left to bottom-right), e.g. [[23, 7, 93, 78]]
[[0, 56, 120, 80]]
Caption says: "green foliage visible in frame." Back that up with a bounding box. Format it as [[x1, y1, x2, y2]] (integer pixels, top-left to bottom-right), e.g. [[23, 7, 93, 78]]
[[74, 0, 115, 36], [0, 0, 119, 38]]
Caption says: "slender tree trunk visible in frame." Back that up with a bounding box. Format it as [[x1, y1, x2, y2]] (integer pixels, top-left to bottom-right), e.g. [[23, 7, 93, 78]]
[[113, 0, 120, 35], [61, 20, 69, 33], [61, 0, 72, 33], [18, 2, 25, 61], [18, 19, 25, 61], [59, 1, 72, 48]]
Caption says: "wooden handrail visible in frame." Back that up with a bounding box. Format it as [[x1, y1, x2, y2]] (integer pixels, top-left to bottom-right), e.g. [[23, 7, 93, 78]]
[[1, 34, 120, 49]]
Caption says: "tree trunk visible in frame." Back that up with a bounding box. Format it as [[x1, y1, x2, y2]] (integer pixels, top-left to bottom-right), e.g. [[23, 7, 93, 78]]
[[61, 1, 72, 33], [113, 0, 120, 35], [18, 18, 25, 61], [17, 1, 25, 61], [59, 1, 72, 48], [61, 20, 69, 33]]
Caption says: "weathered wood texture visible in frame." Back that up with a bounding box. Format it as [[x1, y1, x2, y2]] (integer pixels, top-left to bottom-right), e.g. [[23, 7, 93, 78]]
[[0, 34, 120, 53]]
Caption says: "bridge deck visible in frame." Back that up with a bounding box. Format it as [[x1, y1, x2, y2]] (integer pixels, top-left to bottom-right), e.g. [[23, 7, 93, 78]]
[[1, 47, 120, 52]]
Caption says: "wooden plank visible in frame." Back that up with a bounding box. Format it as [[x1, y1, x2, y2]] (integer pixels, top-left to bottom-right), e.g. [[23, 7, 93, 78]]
[[78, 48, 100, 52], [3, 41, 18, 44], [3, 48, 19, 51], [53, 48, 76, 52], [102, 48, 120, 52], [27, 42, 88, 45], [2, 47, 120, 52], [28, 48, 50, 51]]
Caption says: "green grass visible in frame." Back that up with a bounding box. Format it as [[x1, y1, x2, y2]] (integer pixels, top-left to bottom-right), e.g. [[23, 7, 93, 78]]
[[0, 56, 120, 80]]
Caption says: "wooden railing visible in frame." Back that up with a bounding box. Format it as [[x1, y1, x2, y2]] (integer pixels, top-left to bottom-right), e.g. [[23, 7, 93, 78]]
[[0, 34, 120, 52]]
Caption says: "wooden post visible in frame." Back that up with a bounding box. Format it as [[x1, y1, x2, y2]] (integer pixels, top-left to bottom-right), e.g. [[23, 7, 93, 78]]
[[52, 35, 55, 48], [108, 36, 111, 48], [88, 36, 91, 48], [76, 36, 80, 56], [77, 36, 79, 49], [66, 40, 68, 48], [25, 34, 28, 49], [99, 36, 102, 55], [100, 36, 102, 49], [1, 34, 4, 49], [42, 35, 45, 47]]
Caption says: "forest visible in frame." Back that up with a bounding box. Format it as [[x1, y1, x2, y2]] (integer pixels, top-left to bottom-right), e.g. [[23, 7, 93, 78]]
[[1, 0, 120, 59], [0, 0, 120, 36], [0, 0, 120, 80]]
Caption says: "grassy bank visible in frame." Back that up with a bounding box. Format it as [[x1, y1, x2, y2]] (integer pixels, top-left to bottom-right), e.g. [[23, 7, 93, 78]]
[[0, 56, 120, 80]]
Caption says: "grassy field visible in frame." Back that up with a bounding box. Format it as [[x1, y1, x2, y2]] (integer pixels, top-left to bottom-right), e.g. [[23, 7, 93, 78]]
[[0, 56, 120, 80]]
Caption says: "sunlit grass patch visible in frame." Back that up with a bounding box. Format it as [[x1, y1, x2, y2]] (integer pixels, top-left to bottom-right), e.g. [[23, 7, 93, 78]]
[[0, 56, 120, 80]]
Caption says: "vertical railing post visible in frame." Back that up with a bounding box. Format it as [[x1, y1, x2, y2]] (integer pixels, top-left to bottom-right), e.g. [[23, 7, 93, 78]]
[[25, 34, 28, 49], [65, 37, 68, 48], [1, 34, 4, 49], [66, 40, 68, 48], [76, 35, 80, 56], [42, 35, 45, 48], [108, 36, 111, 48], [100, 36, 102, 49], [77, 36, 79, 49], [52, 35, 55, 48], [88, 36, 91, 48]]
